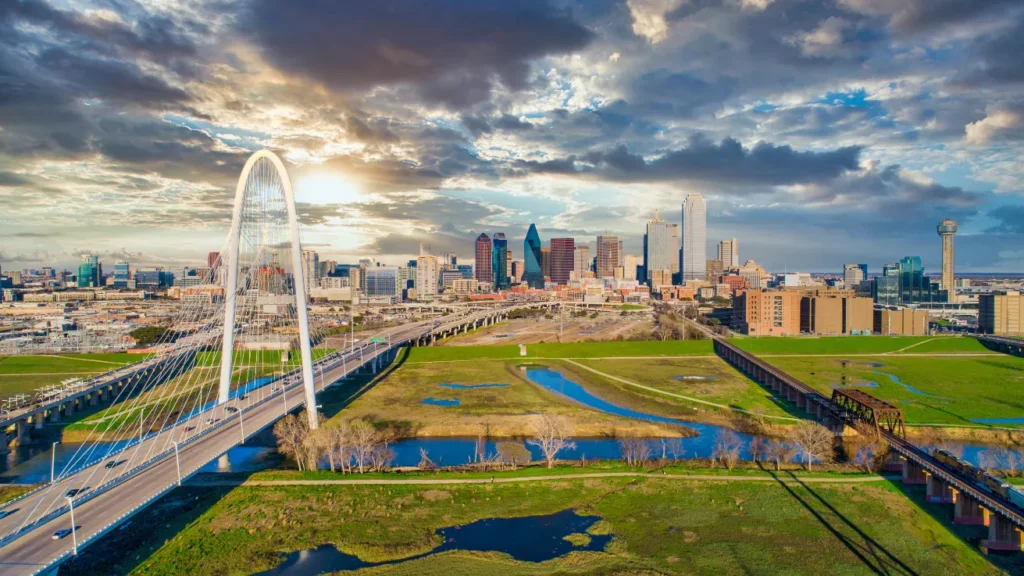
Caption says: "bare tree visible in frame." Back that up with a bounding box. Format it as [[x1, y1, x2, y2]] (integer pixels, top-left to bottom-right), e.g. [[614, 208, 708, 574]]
[[273, 413, 310, 471], [665, 438, 685, 461], [369, 444, 396, 471], [349, 419, 379, 474], [853, 438, 887, 472], [766, 440, 795, 471], [620, 439, 653, 467], [418, 447, 434, 470], [789, 421, 835, 471], [527, 414, 576, 469], [712, 430, 743, 470], [496, 441, 531, 470], [748, 436, 768, 462]]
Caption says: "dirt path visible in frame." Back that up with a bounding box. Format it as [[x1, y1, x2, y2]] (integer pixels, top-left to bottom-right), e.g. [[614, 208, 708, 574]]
[[27, 354, 127, 365], [189, 472, 898, 487]]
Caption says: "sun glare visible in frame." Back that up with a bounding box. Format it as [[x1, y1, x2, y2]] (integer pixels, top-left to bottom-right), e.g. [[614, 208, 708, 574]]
[[294, 172, 362, 205]]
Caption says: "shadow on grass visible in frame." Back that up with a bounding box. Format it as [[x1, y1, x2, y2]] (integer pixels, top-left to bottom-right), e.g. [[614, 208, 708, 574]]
[[758, 461, 920, 575]]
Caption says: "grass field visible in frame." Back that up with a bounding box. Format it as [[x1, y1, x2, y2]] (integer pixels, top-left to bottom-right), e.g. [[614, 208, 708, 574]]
[[768, 354, 1024, 426], [406, 340, 715, 363], [731, 336, 988, 356], [328, 352, 686, 438], [575, 357, 798, 420], [62, 474, 1007, 575], [0, 353, 137, 399]]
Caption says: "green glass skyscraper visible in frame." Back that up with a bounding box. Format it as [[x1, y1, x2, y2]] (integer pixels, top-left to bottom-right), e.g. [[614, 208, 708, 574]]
[[523, 224, 544, 289], [492, 233, 509, 290]]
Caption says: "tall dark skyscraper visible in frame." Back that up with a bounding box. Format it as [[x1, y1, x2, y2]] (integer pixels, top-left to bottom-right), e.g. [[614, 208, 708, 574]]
[[550, 238, 575, 285], [474, 233, 492, 284], [492, 233, 509, 290], [524, 224, 544, 289]]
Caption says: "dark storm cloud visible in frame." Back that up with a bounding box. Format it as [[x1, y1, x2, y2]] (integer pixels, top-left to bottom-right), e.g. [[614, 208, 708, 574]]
[[243, 0, 594, 109], [802, 163, 984, 209], [516, 136, 861, 186], [986, 207, 1024, 235], [961, 17, 1024, 85], [839, 0, 1021, 33], [630, 71, 735, 118]]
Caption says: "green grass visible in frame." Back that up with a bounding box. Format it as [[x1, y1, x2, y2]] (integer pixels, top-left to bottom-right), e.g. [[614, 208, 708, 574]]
[[0, 484, 31, 505], [768, 354, 1024, 427], [575, 357, 798, 420], [730, 336, 984, 355], [328, 356, 687, 438], [406, 340, 714, 363], [66, 475, 1006, 575], [0, 353, 137, 399]]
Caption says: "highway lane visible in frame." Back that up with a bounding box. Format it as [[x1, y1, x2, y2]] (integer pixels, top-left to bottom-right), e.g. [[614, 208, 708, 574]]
[[0, 308, 504, 574]]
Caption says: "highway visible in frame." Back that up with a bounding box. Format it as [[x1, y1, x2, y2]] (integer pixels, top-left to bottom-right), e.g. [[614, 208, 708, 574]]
[[0, 307, 509, 575]]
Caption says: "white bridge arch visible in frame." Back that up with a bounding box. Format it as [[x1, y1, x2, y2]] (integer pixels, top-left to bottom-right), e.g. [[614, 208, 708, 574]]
[[218, 150, 318, 429]]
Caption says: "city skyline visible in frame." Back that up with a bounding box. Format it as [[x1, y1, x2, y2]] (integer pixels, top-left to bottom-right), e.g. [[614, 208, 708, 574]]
[[1, 1, 1023, 273]]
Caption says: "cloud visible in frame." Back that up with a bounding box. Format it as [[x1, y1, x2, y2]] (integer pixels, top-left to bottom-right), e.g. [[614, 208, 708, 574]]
[[626, 0, 684, 43], [964, 104, 1024, 144], [243, 0, 594, 109], [785, 17, 852, 58], [537, 136, 863, 186], [837, 0, 1019, 32]]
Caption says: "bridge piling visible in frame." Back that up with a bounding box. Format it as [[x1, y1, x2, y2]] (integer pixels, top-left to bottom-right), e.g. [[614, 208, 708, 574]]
[[902, 460, 927, 485], [955, 493, 990, 526], [926, 474, 955, 503], [983, 516, 1024, 554]]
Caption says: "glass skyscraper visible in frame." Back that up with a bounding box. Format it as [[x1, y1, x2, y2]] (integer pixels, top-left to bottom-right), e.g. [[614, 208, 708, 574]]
[[492, 233, 509, 290], [682, 193, 706, 282], [365, 266, 400, 297], [523, 224, 544, 288]]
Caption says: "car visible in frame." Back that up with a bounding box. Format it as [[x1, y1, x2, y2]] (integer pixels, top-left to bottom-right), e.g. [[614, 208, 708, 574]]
[[104, 461, 118, 469], [184, 426, 196, 432], [65, 488, 82, 497], [52, 528, 73, 540], [225, 407, 238, 413], [238, 394, 247, 400]]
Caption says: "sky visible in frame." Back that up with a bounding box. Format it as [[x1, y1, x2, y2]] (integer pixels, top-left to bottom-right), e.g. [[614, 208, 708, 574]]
[[0, 0, 1022, 274]]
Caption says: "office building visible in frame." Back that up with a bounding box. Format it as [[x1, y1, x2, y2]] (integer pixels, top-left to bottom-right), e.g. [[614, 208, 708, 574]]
[[875, 308, 929, 336], [938, 219, 957, 302], [574, 245, 591, 280], [872, 264, 901, 306], [645, 210, 676, 285], [365, 266, 400, 297], [979, 291, 1023, 335], [681, 193, 706, 281], [550, 238, 575, 285], [440, 269, 464, 291], [622, 254, 637, 281], [650, 268, 673, 288], [843, 264, 867, 289], [897, 256, 945, 305], [302, 250, 320, 292], [798, 291, 873, 335], [541, 247, 551, 279], [207, 251, 221, 271], [732, 290, 802, 336], [705, 259, 723, 284], [474, 233, 492, 284], [113, 261, 131, 289], [415, 255, 439, 299], [737, 260, 765, 290], [511, 261, 525, 284], [77, 255, 101, 288], [524, 224, 544, 289], [492, 233, 509, 290], [718, 239, 738, 269], [135, 268, 173, 288], [349, 267, 363, 294], [596, 235, 620, 278], [457, 264, 473, 280]]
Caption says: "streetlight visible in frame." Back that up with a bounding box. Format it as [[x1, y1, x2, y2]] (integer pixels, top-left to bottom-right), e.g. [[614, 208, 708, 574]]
[[50, 441, 59, 484], [172, 440, 182, 486], [66, 496, 78, 556], [139, 407, 145, 442], [238, 408, 245, 444]]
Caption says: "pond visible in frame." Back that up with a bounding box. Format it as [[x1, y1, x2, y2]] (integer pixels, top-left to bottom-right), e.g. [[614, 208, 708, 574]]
[[254, 509, 609, 575], [871, 371, 940, 397], [438, 383, 509, 389], [421, 398, 460, 407]]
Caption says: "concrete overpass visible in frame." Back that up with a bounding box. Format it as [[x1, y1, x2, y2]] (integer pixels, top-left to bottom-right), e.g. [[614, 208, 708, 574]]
[[0, 305, 529, 575], [975, 335, 1024, 357]]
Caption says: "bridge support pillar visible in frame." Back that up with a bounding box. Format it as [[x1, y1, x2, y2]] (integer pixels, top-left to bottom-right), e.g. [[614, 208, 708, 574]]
[[34, 413, 44, 430], [926, 474, 955, 504], [902, 460, 927, 485], [49, 408, 61, 423], [983, 515, 1023, 554], [954, 493, 990, 526], [881, 452, 903, 473], [15, 419, 29, 444], [89, 393, 98, 407]]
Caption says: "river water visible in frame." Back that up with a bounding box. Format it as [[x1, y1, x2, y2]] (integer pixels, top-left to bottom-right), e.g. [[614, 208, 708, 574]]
[[0, 367, 1007, 483]]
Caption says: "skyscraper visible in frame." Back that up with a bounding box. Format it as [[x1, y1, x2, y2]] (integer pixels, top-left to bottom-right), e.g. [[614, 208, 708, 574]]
[[77, 255, 101, 288], [302, 250, 320, 293], [596, 235, 620, 278], [113, 261, 130, 288], [669, 224, 679, 274], [541, 247, 551, 279], [524, 224, 544, 288], [550, 238, 575, 285], [573, 245, 590, 280], [415, 255, 439, 299], [474, 233, 492, 283], [938, 219, 957, 302], [717, 239, 738, 269], [682, 193, 706, 281], [207, 251, 221, 270], [843, 264, 867, 289], [492, 233, 509, 290], [645, 210, 675, 285]]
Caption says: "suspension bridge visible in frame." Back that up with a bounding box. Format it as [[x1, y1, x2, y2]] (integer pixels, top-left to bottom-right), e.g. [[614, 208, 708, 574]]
[[0, 151, 538, 575]]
